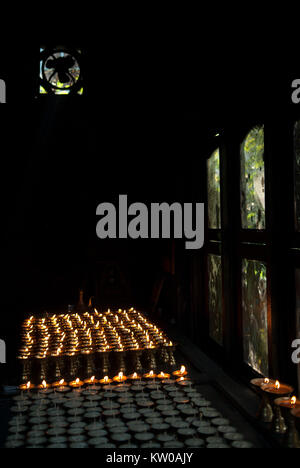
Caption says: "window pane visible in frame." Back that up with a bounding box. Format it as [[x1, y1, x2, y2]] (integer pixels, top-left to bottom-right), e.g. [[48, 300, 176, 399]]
[[242, 259, 268, 375], [294, 121, 300, 231], [208, 253, 223, 345], [295, 269, 300, 395], [240, 126, 265, 229], [207, 149, 221, 229]]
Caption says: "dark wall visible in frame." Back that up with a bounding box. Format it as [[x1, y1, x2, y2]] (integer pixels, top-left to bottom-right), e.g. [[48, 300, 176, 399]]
[[0, 42, 298, 384], [0, 44, 190, 333]]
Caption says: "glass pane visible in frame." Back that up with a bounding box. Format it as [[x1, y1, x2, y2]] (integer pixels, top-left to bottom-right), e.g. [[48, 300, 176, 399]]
[[208, 253, 223, 345], [207, 148, 221, 229], [240, 126, 265, 229], [242, 259, 268, 375], [295, 269, 300, 395], [294, 121, 300, 231]]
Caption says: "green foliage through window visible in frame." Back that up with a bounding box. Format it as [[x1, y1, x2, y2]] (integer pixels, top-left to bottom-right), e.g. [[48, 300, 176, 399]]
[[294, 121, 300, 231], [207, 148, 221, 229], [240, 126, 265, 229], [242, 259, 268, 376], [208, 254, 223, 346]]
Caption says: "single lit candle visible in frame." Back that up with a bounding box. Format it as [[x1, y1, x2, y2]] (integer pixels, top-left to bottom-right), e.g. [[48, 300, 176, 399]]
[[250, 377, 276, 388], [56, 379, 70, 393], [144, 370, 157, 379], [84, 376, 98, 385], [275, 396, 300, 409], [37, 380, 49, 390], [157, 371, 171, 379], [165, 341, 173, 347], [69, 378, 84, 388], [128, 372, 141, 380], [52, 379, 68, 388], [173, 366, 188, 377], [176, 376, 193, 387], [99, 376, 113, 384], [262, 380, 294, 396], [113, 372, 127, 383], [19, 381, 35, 391]]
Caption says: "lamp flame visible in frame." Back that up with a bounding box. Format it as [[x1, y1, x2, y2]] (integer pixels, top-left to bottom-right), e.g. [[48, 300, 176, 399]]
[[275, 380, 280, 390], [291, 396, 297, 406], [59, 379, 64, 385], [264, 378, 270, 384], [180, 366, 186, 374], [42, 380, 47, 389]]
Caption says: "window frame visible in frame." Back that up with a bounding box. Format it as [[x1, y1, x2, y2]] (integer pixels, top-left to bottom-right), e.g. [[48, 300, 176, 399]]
[[204, 123, 274, 379], [186, 108, 300, 391], [237, 123, 273, 378]]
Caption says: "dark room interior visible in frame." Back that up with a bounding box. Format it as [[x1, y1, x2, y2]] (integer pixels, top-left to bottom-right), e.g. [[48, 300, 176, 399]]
[[0, 42, 299, 450]]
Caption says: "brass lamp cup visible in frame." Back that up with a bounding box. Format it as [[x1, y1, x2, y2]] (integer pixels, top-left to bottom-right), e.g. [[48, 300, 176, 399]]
[[94, 349, 107, 379], [281, 405, 300, 449], [250, 380, 274, 423], [100, 351, 110, 376], [85, 353, 95, 379], [258, 382, 293, 425], [39, 358, 48, 382], [143, 347, 157, 373], [60, 354, 68, 379], [159, 345, 170, 366], [127, 349, 143, 374], [68, 354, 79, 381], [114, 350, 127, 374], [149, 347, 157, 371], [167, 343, 177, 370], [273, 399, 287, 435], [260, 392, 274, 423], [266, 391, 293, 428], [53, 356, 63, 382], [292, 408, 300, 433], [142, 348, 151, 373], [19, 358, 32, 384], [135, 349, 143, 372]]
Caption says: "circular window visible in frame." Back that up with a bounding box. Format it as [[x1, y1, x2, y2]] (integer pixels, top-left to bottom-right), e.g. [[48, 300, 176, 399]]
[[40, 47, 83, 95]]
